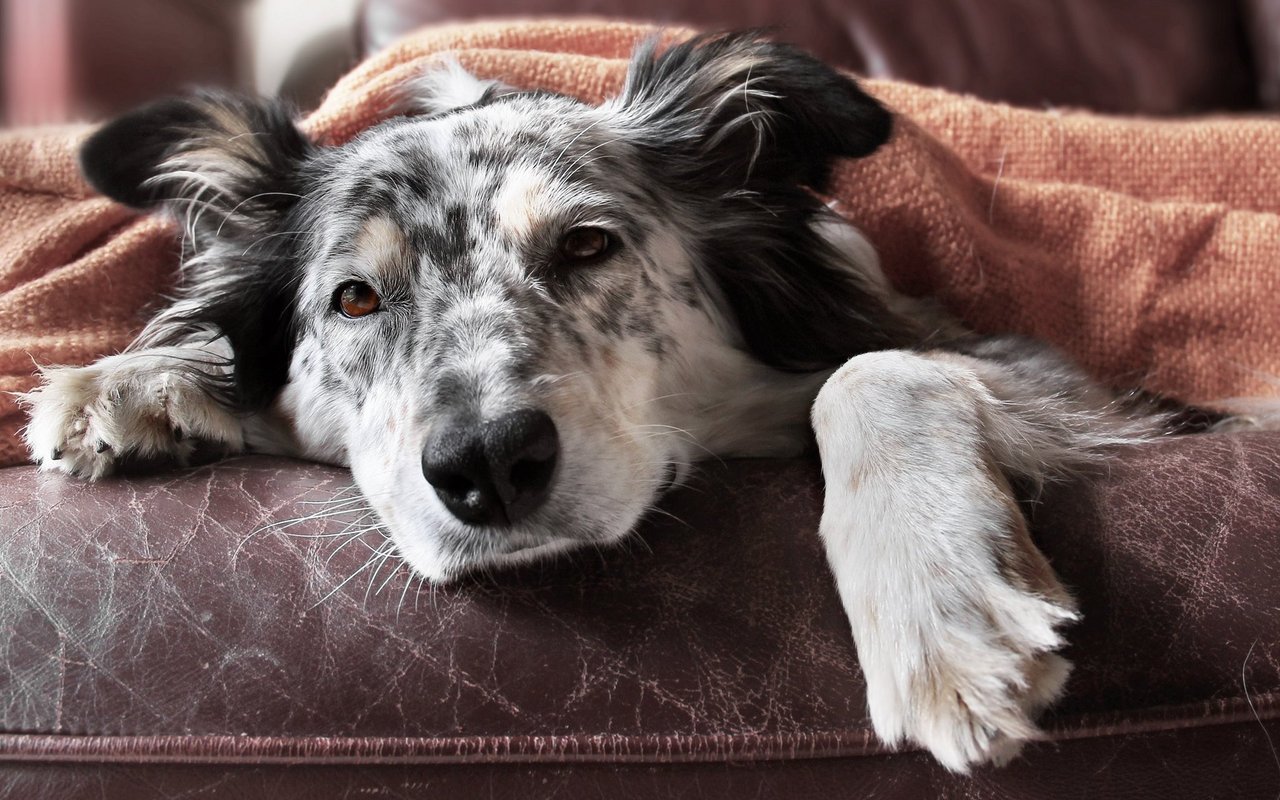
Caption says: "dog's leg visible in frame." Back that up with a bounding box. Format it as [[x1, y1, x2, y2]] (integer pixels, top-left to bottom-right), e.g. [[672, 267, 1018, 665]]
[[811, 345, 1139, 771], [22, 337, 250, 478]]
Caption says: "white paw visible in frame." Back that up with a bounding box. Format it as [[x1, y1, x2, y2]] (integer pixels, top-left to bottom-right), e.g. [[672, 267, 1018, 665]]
[[859, 578, 1078, 772], [812, 346, 1085, 772], [21, 351, 243, 479]]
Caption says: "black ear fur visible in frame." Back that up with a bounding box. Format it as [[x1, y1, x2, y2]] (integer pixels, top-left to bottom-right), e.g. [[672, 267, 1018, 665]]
[[620, 33, 914, 372], [79, 91, 312, 211], [80, 92, 316, 410], [80, 98, 211, 208], [620, 31, 892, 191]]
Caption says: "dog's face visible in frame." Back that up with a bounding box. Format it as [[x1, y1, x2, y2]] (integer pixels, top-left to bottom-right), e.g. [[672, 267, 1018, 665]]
[[80, 33, 907, 580]]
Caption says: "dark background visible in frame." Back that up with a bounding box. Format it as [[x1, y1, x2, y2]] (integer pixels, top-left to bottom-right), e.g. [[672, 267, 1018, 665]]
[[1, 0, 1275, 126]]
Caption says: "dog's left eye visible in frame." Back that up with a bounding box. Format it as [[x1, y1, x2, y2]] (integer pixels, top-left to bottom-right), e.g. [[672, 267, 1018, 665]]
[[558, 227, 613, 263], [334, 281, 381, 318]]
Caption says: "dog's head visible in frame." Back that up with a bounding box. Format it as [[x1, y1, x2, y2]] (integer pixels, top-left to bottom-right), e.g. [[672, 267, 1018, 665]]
[[80, 32, 907, 580]]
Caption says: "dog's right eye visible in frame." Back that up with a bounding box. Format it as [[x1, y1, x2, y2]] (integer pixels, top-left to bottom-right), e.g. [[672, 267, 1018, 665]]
[[334, 281, 381, 318], [557, 227, 614, 265]]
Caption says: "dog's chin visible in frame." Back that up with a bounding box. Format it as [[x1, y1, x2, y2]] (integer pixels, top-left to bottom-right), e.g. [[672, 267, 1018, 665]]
[[396, 529, 617, 585], [452, 536, 587, 580], [387, 502, 649, 585]]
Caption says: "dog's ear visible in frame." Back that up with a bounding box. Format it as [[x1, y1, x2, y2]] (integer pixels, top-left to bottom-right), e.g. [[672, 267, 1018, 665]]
[[80, 93, 314, 411], [613, 33, 913, 372], [80, 91, 312, 223], [614, 31, 891, 191]]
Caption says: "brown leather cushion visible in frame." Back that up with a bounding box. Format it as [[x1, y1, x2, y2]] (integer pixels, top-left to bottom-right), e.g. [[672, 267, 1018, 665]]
[[358, 0, 1260, 114], [2, 432, 1278, 774]]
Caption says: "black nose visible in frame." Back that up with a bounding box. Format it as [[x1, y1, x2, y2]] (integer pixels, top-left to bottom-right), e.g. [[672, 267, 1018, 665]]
[[421, 409, 560, 526]]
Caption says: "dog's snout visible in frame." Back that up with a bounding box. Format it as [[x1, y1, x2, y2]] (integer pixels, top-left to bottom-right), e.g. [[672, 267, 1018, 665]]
[[422, 410, 559, 526]]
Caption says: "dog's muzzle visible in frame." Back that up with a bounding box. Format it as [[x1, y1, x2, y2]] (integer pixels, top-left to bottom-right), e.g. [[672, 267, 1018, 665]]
[[421, 409, 559, 526]]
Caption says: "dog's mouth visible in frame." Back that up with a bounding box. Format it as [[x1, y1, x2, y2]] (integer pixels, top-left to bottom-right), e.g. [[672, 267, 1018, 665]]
[[415, 528, 588, 584], [482, 535, 582, 567], [408, 460, 678, 583], [653, 462, 678, 495]]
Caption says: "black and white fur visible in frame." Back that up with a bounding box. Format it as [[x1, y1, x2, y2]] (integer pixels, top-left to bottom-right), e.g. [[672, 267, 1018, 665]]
[[20, 33, 1268, 771]]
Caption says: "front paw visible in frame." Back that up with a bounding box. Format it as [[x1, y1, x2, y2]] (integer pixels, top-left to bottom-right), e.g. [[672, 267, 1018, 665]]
[[21, 356, 239, 478], [859, 577, 1078, 772]]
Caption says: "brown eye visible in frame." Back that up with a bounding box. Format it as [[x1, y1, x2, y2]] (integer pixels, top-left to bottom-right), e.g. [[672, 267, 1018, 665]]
[[558, 227, 612, 263], [335, 281, 381, 318]]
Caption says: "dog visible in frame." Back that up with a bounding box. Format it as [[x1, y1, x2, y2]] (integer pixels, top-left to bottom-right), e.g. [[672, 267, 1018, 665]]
[[19, 32, 1268, 771]]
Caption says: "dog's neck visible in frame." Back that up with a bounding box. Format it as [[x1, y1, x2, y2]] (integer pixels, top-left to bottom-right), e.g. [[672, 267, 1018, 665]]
[[652, 306, 831, 462]]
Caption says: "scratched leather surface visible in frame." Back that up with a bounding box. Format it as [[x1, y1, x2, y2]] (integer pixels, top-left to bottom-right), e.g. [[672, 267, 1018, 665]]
[[2, 432, 1279, 797]]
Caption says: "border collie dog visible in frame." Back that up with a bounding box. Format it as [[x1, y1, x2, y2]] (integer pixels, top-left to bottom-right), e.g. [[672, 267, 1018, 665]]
[[21, 32, 1247, 771]]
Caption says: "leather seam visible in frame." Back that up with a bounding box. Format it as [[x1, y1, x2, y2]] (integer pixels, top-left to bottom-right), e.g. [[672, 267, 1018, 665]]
[[1, 693, 1276, 765]]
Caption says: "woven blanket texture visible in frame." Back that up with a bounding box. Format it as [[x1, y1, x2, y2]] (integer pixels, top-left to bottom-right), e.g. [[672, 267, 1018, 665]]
[[1, 19, 1278, 467]]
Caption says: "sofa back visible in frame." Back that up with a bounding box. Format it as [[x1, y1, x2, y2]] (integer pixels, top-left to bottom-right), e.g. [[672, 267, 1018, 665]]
[[358, 0, 1270, 114]]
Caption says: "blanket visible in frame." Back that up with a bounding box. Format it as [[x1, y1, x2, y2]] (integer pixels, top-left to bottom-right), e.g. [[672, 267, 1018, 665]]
[[2, 19, 1278, 468]]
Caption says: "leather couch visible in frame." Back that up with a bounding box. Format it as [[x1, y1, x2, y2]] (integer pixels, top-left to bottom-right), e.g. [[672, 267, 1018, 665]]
[[3, 1, 1280, 797]]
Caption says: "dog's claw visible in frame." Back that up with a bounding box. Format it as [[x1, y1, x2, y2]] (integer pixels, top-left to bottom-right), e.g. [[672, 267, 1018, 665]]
[[94, 440, 111, 453], [172, 426, 184, 442], [50, 447, 63, 461]]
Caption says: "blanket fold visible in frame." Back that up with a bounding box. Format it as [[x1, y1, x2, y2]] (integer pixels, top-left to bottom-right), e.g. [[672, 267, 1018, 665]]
[[1, 19, 1277, 467]]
